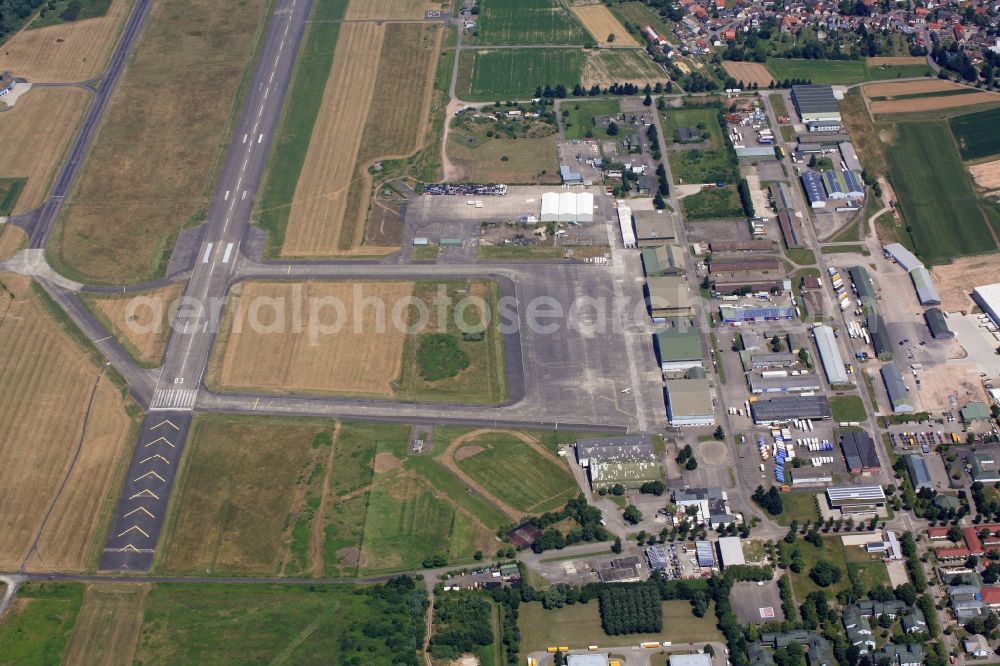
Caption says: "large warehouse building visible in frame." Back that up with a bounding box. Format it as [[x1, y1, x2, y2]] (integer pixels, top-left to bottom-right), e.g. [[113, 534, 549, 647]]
[[974, 283, 1000, 327], [791, 84, 842, 132], [617, 204, 636, 248], [813, 324, 848, 384], [540, 191, 594, 224]]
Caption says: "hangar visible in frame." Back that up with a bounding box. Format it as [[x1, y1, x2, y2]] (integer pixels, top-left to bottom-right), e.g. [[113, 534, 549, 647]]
[[812, 324, 848, 384], [540, 191, 594, 224], [973, 283, 1000, 327]]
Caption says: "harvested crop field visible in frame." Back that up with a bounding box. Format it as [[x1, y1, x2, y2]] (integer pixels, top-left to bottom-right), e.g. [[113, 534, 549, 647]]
[[0, 274, 137, 571], [82, 281, 186, 367], [929, 253, 1000, 312], [581, 48, 667, 87], [0, 0, 131, 82], [0, 87, 89, 214], [53, 0, 269, 283], [864, 79, 966, 98], [723, 61, 774, 87], [572, 4, 639, 46], [344, 0, 442, 19], [969, 160, 1000, 190], [62, 583, 149, 666], [866, 55, 927, 66], [207, 280, 414, 396], [870, 91, 1000, 115], [282, 22, 440, 256]]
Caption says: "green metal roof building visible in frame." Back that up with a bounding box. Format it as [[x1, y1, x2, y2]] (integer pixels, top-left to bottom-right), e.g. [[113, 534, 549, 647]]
[[653, 326, 704, 372], [962, 402, 991, 423], [641, 244, 686, 277]]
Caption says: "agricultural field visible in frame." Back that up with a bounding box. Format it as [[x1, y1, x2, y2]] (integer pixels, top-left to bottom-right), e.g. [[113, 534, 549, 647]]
[[572, 4, 639, 47], [61, 583, 149, 666], [0, 88, 89, 215], [0, 0, 130, 82], [562, 98, 621, 140], [882, 120, 1000, 264], [766, 58, 931, 85], [518, 599, 722, 655], [475, 0, 589, 45], [448, 114, 560, 183], [969, 160, 1000, 190], [0, 274, 138, 572], [29, 0, 113, 29], [52, 0, 270, 283], [206, 280, 413, 397], [449, 429, 578, 515], [950, 106, 1000, 161], [660, 107, 725, 148], [156, 415, 337, 576], [132, 581, 426, 664], [723, 61, 775, 87], [344, 0, 443, 19], [457, 48, 665, 101], [0, 582, 83, 665], [864, 79, 963, 98], [611, 2, 671, 39], [681, 186, 743, 220], [870, 90, 1000, 115], [278, 21, 441, 256], [80, 281, 186, 367]]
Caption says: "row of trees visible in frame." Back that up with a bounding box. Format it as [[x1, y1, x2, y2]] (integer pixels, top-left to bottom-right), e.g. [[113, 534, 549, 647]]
[[429, 594, 494, 660], [599, 584, 663, 635], [752, 485, 784, 515]]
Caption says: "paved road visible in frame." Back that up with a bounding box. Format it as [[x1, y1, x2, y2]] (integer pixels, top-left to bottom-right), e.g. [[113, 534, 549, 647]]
[[26, 0, 153, 249]]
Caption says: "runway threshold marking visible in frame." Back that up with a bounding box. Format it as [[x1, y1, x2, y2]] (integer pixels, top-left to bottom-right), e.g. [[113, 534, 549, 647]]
[[242, 133, 247, 143], [129, 489, 159, 500], [258, 133, 264, 144], [224, 190, 230, 200], [118, 525, 150, 539], [124, 507, 155, 519], [202, 243, 214, 263], [145, 436, 175, 448], [94, 336, 111, 343], [222, 242, 235, 263], [134, 470, 166, 483]]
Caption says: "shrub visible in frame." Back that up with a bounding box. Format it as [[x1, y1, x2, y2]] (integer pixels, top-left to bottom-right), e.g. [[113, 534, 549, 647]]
[[416, 334, 470, 381]]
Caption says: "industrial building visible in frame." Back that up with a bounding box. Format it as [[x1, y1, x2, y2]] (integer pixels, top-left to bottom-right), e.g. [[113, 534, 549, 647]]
[[848, 266, 876, 305], [826, 485, 886, 510], [885, 243, 923, 272], [709, 257, 781, 274], [719, 305, 795, 323], [589, 459, 664, 490], [748, 374, 821, 394], [777, 210, 803, 248], [669, 655, 712, 666], [839, 142, 863, 172], [616, 204, 636, 248], [909, 266, 941, 305], [717, 536, 745, 568], [867, 313, 894, 361], [791, 84, 842, 132], [654, 326, 704, 372], [634, 209, 676, 246], [646, 544, 668, 570], [568, 655, 610, 666], [973, 283, 1000, 326], [647, 276, 695, 318], [924, 308, 954, 339], [673, 487, 733, 527], [741, 351, 798, 370], [880, 364, 914, 413], [812, 324, 848, 384], [840, 431, 880, 474], [598, 556, 642, 583], [641, 244, 686, 276], [801, 171, 827, 208], [695, 540, 716, 567], [710, 240, 774, 253], [769, 182, 794, 211], [540, 191, 594, 224], [750, 395, 832, 425], [821, 170, 864, 200], [576, 435, 654, 467], [904, 454, 932, 490], [664, 373, 715, 426]]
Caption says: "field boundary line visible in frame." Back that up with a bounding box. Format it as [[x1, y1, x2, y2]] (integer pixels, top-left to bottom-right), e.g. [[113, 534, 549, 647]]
[[310, 423, 341, 578]]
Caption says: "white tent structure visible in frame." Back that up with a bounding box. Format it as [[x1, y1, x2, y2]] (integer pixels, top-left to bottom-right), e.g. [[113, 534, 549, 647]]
[[575, 191, 594, 223], [558, 192, 577, 223], [540, 191, 596, 224], [617, 205, 635, 248], [540, 192, 559, 222]]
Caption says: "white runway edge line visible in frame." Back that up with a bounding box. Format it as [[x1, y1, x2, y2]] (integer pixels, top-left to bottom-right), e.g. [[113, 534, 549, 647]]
[[202, 243, 214, 263], [222, 242, 235, 263]]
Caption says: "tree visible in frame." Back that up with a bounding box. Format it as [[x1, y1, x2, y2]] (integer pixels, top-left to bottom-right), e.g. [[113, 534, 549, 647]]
[[895, 582, 917, 606], [606, 121, 619, 136], [623, 505, 642, 524], [771, 334, 783, 352], [474, 550, 483, 561], [643, 93, 653, 106], [640, 480, 665, 495], [607, 32, 616, 42], [685, 457, 698, 471], [611, 537, 622, 554], [611, 483, 625, 496], [809, 560, 843, 587], [713, 426, 725, 440]]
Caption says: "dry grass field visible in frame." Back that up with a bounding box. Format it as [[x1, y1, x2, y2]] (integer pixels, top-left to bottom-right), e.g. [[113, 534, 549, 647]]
[[0, 274, 137, 571], [930, 253, 1000, 312], [863, 79, 963, 98], [0, 225, 26, 260], [206, 280, 414, 396], [870, 92, 1000, 114], [0, 0, 132, 82], [723, 61, 775, 87], [344, 0, 443, 19], [0, 87, 89, 214], [447, 131, 560, 183], [283, 22, 440, 256], [969, 160, 1000, 190], [82, 282, 186, 367], [572, 4, 639, 46], [62, 584, 149, 666], [581, 49, 668, 87], [866, 55, 928, 66], [53, 0, 269, 283]]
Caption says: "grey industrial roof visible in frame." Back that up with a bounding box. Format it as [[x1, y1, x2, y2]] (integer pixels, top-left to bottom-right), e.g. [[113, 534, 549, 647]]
[[792, 84, 840, 114], [910, 266, 941, 305], [769, 182, 794, 211], [867, 313, 894, 360], [904, 454, 932, 489], [751, 395, 832, 422], [669, 655, 713, 666], [839, 141, 863, 171], [749, 374, 822, 393], [885, 243, 923, 272], [777, 210, 802, 248], [664, 378, 714, 417], [840, 431, 880, 471], [880, 364, 914, 413], [813, 325, 848, 384], [717, 536, 745, 567], [848, 266, 876, 303], [924, 308, 954, 339], [634, 209, 676, 241]]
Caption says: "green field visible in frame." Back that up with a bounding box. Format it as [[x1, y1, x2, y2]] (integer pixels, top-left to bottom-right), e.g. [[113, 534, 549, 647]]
[[563, 99, 621, 139], [830, 394, 867, 422], [28, 0, 113, 29], [786, 537, 851, 601], [0, 177, 26, 216], [0, 583, 83, 666], [767, 58, 931, 85], [681, 186, 743, 220], [882, 120, 999, 264], [669, 145, 737, 185], [949, 107, 1000, 161], [774, 491, 820, 526], [845, 545, 890, 590], [518, 600, 722, 655], [475, 0, 589, 45], [133, 581, 426, 665], [255, 0, 349, 254], [611, 2, 671, 39], [454, 431, 578, 513], [660, 107, 724, 148]]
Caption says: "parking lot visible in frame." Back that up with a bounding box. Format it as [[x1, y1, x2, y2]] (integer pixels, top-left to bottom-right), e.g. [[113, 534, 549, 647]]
[[730, 580, 784, 624]]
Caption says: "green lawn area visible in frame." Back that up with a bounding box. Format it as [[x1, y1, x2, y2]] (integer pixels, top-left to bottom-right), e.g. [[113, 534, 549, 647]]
[[821, 244, 869, 255], [476, 244, 564, 260], [882, 119, 1000, 265], [255, 0, 349, 254], [518, 599, 722, 655], [774, 491, 820, 526], [0, 177, 27, 216], [830, 394, 868, 422], [742, 539, 768, 563], [611, 2, 672, 39], [681, 186, 743, 220], [785, 247, 816, 266], [949, 106, 1000, 161], [787, 538, 851, 601], [669, 149, 738, 185], [454, 431, 578, 513], [767, 58, 931, 85], [845, 545, 890, 590], [0, 583, 83, 665], [28, 0, 112, 29], [660, 107, 724, 149], [563, 99, 621, 140], [133, 582, 425, 664], [770, 93, 789, 118], [474, 0, 589, 45], [412, 245, 440, 261], [448, 124, 560, 184]]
